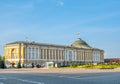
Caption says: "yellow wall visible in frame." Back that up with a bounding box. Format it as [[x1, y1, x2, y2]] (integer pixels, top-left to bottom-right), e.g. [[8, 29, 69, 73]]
[[4, 44, 25, 65]]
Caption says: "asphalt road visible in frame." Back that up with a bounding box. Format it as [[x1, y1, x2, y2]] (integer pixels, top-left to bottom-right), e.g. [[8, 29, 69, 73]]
[[0, 71, 120, 84]]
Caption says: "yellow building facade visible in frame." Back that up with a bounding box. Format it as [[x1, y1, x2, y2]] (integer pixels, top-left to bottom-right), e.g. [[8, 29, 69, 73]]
[[4, 43, 25, 67], [4, 38, 104, 67]]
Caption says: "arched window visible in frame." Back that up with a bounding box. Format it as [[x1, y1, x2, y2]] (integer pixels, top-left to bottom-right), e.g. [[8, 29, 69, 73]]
[[11, 49, 15, 59]]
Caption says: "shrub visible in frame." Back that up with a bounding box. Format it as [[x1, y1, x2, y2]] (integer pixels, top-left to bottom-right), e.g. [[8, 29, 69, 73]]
[[0, 60, 5, 68], [17, 61, 21, 68]]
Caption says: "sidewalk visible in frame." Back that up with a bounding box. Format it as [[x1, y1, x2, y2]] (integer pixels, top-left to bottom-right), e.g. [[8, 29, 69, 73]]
[[0, 68, 120, 74]]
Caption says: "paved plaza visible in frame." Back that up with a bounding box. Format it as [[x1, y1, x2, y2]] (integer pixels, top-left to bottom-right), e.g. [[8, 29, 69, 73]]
[[0, 68, 120, 84]]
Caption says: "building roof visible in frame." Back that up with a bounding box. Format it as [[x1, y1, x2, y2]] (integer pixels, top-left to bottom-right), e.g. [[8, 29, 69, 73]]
[[6, 41, 68, 48], [6, 41, 28, 44], [71, 38, 91, 49], [5, 39, 103, 51]]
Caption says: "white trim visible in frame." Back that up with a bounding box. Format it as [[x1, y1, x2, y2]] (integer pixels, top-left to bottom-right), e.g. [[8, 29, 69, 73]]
[[7, 59, 24, 61]]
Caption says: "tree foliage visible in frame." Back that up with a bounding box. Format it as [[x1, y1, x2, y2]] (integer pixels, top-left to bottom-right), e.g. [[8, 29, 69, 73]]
[[17, 61, 21, 68], [0, 55, 5, 68]]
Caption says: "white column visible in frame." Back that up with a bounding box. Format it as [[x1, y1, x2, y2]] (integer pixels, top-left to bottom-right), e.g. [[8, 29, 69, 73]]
[[33, 47, 34, 60], [64, 49, 66, 61], [36, 48, 37, 60], [65, 49, 67, 61], [25, 47, 26, 59], [60, 50, 62, 61], [49, 49, 50, 60], [26, 47, 28, 60], [38, 47, 40, 60], [39, 47, 41, 59], [36, 48, 38, 59], [67, 50, 69, 61], [57, 50, 59, 61], [72, 51, 74, 61], [37, 48, 38, 60], [61, 50, 62, 61], [52, 49, 53, 60], [29, 47, 32, 60], [33, 47, 36, 60], [29, 47, 30, 60], [55, 49, 56, 61], [53, 49, 54, 60], [42, 49, 44, 60], [74, 51, 76, 61], [59, 50, 61, 61], [46, 49, 47, 60], [35, 47, 36, 60], [41, 48, 42, 59], [65, 50, 67, 61]]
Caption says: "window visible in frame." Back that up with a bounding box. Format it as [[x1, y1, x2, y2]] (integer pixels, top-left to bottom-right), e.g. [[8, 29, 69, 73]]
[[11, 49, 15, 59], [29, 47, 31, 59], [32, 48, 34, 59]]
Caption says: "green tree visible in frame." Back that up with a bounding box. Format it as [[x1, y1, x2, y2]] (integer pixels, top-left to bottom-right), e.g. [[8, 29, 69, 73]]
[[0, 55, 2, 60], [0, 60, 5, 68], [0, 55, 5, 68], [17, 61, 21, 68]]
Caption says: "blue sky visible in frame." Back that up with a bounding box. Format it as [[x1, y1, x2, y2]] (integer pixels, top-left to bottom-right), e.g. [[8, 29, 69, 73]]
[[0, 0, 120, 58]]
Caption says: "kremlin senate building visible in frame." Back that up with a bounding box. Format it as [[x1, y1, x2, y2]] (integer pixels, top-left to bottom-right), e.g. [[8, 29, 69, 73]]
[[4, 37, 104, 68]]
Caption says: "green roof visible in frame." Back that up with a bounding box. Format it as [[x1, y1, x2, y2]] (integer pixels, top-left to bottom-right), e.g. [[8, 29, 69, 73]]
[[71, 38, 91, 49]]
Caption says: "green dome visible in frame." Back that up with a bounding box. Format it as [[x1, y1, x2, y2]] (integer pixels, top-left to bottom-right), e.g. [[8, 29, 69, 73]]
[[71, 38, 91, 48]]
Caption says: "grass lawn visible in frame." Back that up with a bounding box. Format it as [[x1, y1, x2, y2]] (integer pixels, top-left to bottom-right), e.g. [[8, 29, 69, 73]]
[[69, 63, 120, 69]]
